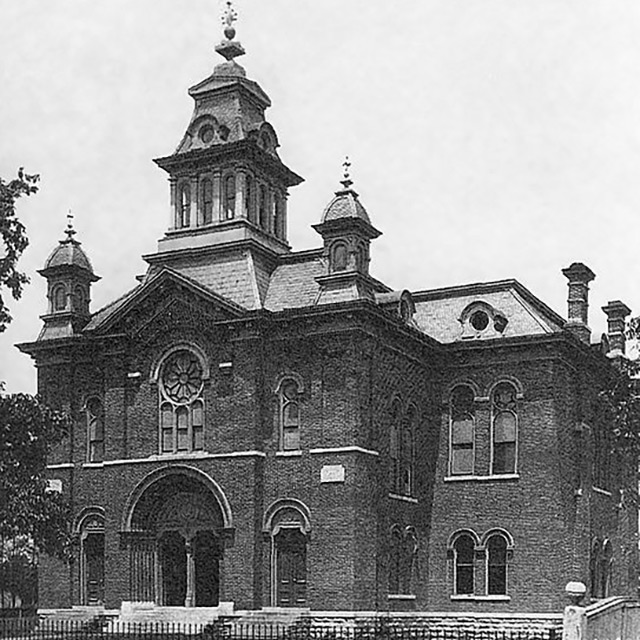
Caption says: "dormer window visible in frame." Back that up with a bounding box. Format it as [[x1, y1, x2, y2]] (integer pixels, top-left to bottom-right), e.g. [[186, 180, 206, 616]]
[[199, 124, 215, 144], [460, 303, 508, 339]]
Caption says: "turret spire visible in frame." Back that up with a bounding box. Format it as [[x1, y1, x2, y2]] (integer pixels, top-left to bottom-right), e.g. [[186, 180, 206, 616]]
[[215, 1, 246, 61], [65, 210, 76, 241], [341, 156, 353, 190]]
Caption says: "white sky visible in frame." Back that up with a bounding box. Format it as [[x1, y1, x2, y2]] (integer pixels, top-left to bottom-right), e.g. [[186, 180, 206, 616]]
[[2, 0, 640, 393]]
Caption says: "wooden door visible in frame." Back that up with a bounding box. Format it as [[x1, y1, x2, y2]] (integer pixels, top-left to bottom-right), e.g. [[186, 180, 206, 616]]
[[276, 529, 307, 607], [84, 533, 104, 605]]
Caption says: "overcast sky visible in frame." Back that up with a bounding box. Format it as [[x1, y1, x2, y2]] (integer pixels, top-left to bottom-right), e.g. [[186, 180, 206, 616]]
[[2, 0, 640, 393]]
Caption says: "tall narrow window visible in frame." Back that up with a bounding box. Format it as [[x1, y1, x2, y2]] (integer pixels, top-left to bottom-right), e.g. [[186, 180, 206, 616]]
[[331, 242, 348, 272], [486, 534, 508, 595], [259, 185, 268, 230], [159, 350, 205, 454], [201, 178, 213, 225], [491, 382, 517, 475], [274, 195, 285, 239], [245, 175, 254, 222], [86, 397, 104, 463], [73, 285, 86, 313], [454, 534, 475, 595], [389, 525, 402, 595], [177, 184, 191, 228], [224, 175, 236, 220], [450, 386, 475, 476], [590, 539, 602, 599], [280, 379, 301, 451], [601, 540, 613, 598], [389, 400, 401, 492], [400, 407, 416, 496], [53, 284, 67, 311]]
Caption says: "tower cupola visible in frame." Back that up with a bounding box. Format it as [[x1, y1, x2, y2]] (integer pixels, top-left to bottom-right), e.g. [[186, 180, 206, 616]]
[[151, 2, 303, 262], [38, 217, 99, 340]]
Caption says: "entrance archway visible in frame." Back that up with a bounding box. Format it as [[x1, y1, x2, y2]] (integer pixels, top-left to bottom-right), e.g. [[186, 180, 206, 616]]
[[76, 508, 105, 606], [122, 466, 232, 607]]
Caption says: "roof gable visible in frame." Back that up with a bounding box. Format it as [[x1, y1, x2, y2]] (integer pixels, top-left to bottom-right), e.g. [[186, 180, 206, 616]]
[[412, 280, 565, 344]]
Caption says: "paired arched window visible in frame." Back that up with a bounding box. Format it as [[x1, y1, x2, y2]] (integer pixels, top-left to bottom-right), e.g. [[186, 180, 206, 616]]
[[201, 178, 213, 225], [279, 378, 301, 451], [159, 350, 204, 453], [486, 533, 508, 595], [491, 382, 518, 475], [177, 184, 191, 228], [453, 534, 475, 595], [86, 397, 104, 463], [450, 386, 475, 476], [450, 529, 512, 597], [223, 175, 236, 220], [52, 284, 67, 312]]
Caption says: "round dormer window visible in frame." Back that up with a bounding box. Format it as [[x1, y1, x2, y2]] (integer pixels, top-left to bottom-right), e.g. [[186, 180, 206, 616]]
[[470, 310, 489, 331], [199, 125, 215, 144]]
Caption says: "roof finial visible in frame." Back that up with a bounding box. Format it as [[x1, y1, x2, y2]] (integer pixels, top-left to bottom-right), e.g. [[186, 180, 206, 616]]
[[222, 1, 238, 40], [341, 156, 353, 190], [65, 209, 76, 241], [215, 1, 245, 61]]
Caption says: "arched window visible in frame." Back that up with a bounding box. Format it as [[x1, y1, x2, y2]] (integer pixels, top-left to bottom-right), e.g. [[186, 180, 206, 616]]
[[223, 174, 236, 220], [590, 539, 602, 599], [453, 534, 475, 595], [486, 533, 508, 595], [177, 184, 191, 228], [159, 350, 205, 453], [274, 195, 285, 238], [601, 540, 613, 598], [86, 397, 104, 463], [73, 285, 85, 313], [331, 242, 348, 272], [450, 386, 475, 476], [245, 175, 254, 222], [400, 406, 416, 496], [389, 399, 402, 491], [201, 178, 213, 225], [279, 378, 301, 451], [52, 284, 67, 312], [355, 243, 367, 272], [389, 524, 403, 595], [258, 185, 268, 230], [491, 382, 517, 475]]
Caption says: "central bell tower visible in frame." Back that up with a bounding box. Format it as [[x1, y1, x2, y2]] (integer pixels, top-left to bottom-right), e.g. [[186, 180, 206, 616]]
[[150, 3, 303, 263]]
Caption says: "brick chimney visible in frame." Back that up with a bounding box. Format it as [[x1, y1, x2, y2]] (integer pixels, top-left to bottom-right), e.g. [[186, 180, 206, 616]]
[[601, 300, 631, 359], [561, 262, 595, 344]]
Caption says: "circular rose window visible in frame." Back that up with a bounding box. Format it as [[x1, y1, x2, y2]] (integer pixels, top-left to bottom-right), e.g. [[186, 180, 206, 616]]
[[160, 351, 203, 404], [470, 310, 489, 331], [199, 125, 215, 144]]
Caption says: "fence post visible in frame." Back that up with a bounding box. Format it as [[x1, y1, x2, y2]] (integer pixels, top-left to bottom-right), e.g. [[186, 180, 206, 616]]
[[562, 582, 587, 640]]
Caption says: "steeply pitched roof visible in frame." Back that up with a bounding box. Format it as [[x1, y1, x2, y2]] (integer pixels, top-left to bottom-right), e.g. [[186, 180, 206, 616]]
[[264, 254, 325, 312]]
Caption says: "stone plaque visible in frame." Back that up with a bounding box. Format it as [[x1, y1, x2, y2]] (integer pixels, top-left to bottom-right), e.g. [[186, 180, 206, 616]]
[[321, 464, 345, 483], [47, 479, 63, 493]]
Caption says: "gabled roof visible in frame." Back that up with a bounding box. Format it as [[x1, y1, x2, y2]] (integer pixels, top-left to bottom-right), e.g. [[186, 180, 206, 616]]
[[84, 268, 245, 334], [412, 279, 566, 344]]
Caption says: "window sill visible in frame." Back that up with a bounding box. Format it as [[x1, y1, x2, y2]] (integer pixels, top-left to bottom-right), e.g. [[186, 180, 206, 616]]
[[388, 493, 418, 504], [592, 486, 612, 497], [451, 595, 511, 602], [444, 474, 519, 482], [388, 594, 417, 601], [276, 450, 303, 457], [82, 462, 105, 468]]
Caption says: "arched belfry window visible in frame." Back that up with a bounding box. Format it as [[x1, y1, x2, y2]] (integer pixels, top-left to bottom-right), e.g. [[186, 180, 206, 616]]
[[486, 533, 508, 595], [177, 184, 191, 228], [201, 178, 213, 225], [224, 174, 235, 220], [279, 378, 301, 451], [450, 385, 475, 476], [331, 242, 348, 273], [159, 350, 205, 453], [73, 285, 86, 313], [52, 284, 67, 312], [453, 533, 475, 595], [491, 382, 518, 475], [259, 185, 268, 230], [86, 397, 104, 463], [245, 175, 254, 222]]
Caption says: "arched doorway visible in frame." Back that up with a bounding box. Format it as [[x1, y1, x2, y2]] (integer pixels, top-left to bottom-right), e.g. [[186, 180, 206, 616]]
[[123, 467, 232, 607], [77, 509, 105, 606]]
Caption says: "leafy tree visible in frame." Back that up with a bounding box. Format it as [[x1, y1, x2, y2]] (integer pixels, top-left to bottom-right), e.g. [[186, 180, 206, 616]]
[[0, 167, 39, 332]]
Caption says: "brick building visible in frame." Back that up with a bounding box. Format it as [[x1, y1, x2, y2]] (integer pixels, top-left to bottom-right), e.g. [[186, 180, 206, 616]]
[[18, 12, 638, 615]]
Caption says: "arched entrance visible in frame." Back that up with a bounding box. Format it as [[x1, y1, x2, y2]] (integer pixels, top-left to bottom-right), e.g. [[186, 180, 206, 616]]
[[76, 509, 105, 606], [122, 466, 232, 607]]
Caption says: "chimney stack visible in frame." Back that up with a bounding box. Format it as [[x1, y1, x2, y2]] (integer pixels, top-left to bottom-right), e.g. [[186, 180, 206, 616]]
[[601, 300, 631, 359], [561, 262, 595, 344]]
